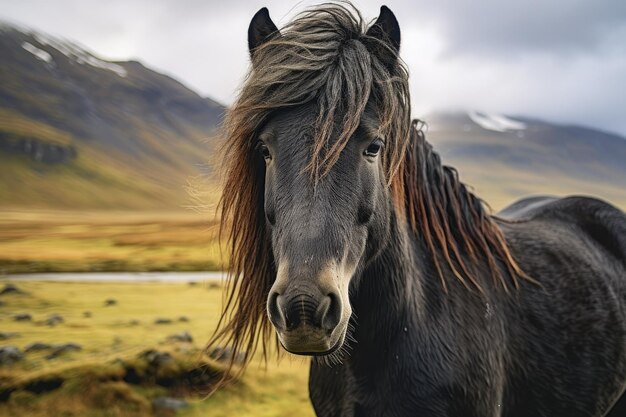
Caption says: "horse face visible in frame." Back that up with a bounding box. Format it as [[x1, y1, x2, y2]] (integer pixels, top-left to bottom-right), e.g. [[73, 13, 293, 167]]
[[261, 104, 391, 355]]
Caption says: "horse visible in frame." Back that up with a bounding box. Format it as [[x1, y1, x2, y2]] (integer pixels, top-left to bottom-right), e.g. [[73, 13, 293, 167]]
[[209, 3, 626, 416]]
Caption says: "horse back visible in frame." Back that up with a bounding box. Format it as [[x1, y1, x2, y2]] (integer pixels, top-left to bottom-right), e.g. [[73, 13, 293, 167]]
[[496, 195, 626, 416], [499, 195, 626, 267]]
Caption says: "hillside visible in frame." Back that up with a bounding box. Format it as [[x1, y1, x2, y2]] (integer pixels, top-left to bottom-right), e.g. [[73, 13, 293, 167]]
[[0, 22, 223, 210], [425, 111, 626, 209], [1, 22, 624, 213]]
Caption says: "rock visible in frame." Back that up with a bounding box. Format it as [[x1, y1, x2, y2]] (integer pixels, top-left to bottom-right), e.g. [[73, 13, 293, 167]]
[[45, 314, 64, 326], [166, 331, 193, 343], [0, 283, 25, 295], [139, 350, 173, 367], [104, 298, 117, 306], [187, 281, 198, 286], [154, 318, 172, 325], [13, 313, 32, 321], [0, 346, 23, 365], [83, 311, 92, 318], [208, 346, 246, 364], [174, 345, 198, 354], [129, 319, 140, 326], [57, 343, 82, 352], [1, 137, 77, 164], [0, 332, 19, 340], [45, 343, 82, 359], [24, 342, 53, 352], [152, 396, 188, 410], [178, 316, 190, 322], [208, 282, 221, 289]]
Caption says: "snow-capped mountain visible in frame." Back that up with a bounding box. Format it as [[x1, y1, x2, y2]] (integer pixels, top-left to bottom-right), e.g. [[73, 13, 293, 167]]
[[1, 21, 624, 211], [425, 111, 626, 209], [0, 21, 223, 210]]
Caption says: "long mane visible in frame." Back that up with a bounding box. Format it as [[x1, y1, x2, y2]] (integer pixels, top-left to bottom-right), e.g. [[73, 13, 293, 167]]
[[209, 2, 531, 381]]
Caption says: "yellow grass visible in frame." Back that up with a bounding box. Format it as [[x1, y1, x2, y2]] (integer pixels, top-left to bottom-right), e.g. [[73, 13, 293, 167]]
[[0, 210, 224, 273], [0, 108, 74, 146], [0, 280, 314, 417]]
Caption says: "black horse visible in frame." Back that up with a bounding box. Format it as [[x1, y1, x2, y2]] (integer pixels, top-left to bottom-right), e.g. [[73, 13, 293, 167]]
[[211, 3, 626, 416]]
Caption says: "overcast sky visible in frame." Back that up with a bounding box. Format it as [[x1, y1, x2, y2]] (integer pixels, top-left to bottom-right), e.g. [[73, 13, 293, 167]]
[[2, 0, 626, 135]]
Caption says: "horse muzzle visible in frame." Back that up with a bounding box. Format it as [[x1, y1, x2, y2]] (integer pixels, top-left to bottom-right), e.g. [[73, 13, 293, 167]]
[[267, 289, 347, 355]]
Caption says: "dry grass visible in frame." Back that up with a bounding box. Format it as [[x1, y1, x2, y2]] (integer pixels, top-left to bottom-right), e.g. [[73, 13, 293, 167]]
[[0, 210, 224, 273], [0, 280, 314, 417]]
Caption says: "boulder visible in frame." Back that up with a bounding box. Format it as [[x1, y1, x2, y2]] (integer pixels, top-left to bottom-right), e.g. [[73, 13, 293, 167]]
[[0, 283, 25, 295], [140, 350, 173, 367], [45, 343, 82, 359], [166, 331, 193, 343], [104, 299, 117, 306], [45, 314, 64, 326], [24, 342, 53, 352], [178, 316, 190, 322], [0, 332, 19, 340], [208, 346, 246, 364], [0, 346, 23, 365], [83, 311, 92, 318], [13, 313, 32, 321], [154, 318, 172, 325]]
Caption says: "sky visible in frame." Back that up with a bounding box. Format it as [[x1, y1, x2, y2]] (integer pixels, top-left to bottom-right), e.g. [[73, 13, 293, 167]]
[[2, 0, 626, 135]]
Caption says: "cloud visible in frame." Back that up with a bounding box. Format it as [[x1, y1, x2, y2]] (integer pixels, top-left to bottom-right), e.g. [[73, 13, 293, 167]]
[[405, 0, 626, 57], [0, 0, 625, 135]]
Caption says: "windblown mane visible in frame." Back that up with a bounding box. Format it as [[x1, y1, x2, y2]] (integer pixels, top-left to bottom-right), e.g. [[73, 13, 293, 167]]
[[402, 120, 534, 293], [210, 2, 531, 381]]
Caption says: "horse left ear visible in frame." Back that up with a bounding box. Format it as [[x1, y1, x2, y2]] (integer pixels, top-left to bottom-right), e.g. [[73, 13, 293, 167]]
[[248, 7, 280, 59], [366, 5, 401, 66]]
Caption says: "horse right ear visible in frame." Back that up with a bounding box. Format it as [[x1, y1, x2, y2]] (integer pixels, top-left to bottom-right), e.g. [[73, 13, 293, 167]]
[[248, 7, 280, 59]]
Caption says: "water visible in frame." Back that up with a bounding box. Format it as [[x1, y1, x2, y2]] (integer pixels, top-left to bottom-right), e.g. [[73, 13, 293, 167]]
[[2, 271, 226, 282]]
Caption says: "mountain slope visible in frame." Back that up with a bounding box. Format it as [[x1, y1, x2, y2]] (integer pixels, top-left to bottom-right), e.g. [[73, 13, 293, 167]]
[[426, 111, 626, 209], [0, 22, 223, 210], [1, 22, 623, 212]]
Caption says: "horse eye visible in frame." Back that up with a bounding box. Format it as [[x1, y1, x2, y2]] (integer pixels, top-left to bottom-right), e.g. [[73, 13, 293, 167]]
[[259, 142, 272, 161], [364, 139, 384, 157]]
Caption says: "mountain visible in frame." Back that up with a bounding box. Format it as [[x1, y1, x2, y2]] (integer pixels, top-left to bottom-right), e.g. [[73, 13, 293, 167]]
[[425, 111, 626, 209], [0, 22, 224, 210], [1, 23, 623, 212]]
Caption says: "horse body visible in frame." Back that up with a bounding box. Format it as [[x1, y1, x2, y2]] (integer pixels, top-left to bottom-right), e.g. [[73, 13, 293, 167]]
[[212, 3, 626, 416], [311, 196, 626, 416]]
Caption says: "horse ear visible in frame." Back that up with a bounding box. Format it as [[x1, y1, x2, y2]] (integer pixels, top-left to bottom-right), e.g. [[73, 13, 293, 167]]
[[248, 7, 280, 59], [366, 6, 401, 67]]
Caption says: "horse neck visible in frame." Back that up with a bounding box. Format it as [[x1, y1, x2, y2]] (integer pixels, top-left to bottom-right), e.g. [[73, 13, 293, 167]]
[[350, 132, 494, 353], [350, 211, 430, 346]]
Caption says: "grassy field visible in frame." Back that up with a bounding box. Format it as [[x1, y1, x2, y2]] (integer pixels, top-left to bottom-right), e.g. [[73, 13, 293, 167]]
[[0, 210, 224, 274], [0, 279, 314, 417]]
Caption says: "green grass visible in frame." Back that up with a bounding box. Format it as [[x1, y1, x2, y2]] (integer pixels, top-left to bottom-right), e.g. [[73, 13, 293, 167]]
[[0, 280, 314, 417], [0, 210, 224, 273]]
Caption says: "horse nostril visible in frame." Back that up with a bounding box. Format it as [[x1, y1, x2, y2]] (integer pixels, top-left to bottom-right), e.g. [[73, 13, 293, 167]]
[[317, 292, 342, 332], [268, 291, 286, 330]]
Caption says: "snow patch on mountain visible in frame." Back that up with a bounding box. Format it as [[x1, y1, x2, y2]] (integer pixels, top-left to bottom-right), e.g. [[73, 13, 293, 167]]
[[32, 33, 127, 78], [21, 41, 53, 64], [468, 111, 526, 132]]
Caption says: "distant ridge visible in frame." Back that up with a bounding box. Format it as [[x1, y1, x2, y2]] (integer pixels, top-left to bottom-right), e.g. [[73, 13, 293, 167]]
[[0, 21, 224, 210], [0, 21, 623, 211], [426, 111, 626, 209]]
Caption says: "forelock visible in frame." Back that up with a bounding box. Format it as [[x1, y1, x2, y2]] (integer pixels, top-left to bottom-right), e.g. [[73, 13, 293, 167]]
[[233, 2, 411, 181]]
